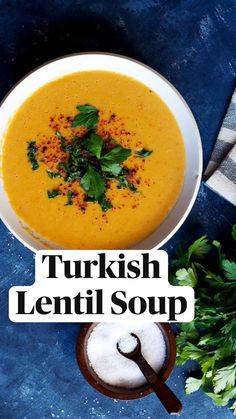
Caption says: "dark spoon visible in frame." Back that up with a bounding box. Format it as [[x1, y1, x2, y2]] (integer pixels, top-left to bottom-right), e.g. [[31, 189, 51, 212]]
[[117, 333, 182, 416]]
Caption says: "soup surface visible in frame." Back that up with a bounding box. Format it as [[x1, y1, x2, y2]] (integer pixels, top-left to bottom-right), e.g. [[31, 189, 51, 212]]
[[3, 71, 185, 249]]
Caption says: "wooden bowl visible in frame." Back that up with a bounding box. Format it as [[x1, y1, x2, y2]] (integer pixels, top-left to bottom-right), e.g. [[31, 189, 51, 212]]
[[76, 322, 176, 400]]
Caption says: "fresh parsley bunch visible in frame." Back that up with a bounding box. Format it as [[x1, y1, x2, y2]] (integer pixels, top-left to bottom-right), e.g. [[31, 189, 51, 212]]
[[172, 225, 236, 414]]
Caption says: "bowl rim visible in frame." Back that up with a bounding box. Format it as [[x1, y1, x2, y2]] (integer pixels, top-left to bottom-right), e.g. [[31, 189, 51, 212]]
[[76, 322, 176, 400], [0, 52, 202, 252]]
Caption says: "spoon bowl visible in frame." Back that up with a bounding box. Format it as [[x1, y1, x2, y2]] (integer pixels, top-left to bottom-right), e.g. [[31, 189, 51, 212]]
[[117, 333, 140, 358]]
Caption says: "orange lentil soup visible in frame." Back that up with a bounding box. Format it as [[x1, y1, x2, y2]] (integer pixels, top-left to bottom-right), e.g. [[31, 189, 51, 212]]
[[3, 71, 185, 249]]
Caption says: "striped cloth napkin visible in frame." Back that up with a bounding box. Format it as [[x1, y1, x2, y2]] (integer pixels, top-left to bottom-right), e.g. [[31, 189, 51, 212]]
[[204, 87, 236, 206]]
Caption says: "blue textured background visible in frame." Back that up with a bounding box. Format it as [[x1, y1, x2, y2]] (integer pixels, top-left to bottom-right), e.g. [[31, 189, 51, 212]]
[[0, 1, 236, 418]]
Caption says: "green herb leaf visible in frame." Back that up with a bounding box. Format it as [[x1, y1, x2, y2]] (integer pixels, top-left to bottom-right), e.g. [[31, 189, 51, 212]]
[[82, 132, 103, 159], [201, 357, 216, 373], [98, 194, 113, 212], [117, 176, 137, 192], [181, 322, 199, 339], [222, 387, 236, 402], [134, 148, 153, 157], [56, 131, 70, 152], [221, 319, 236, 336], [221, 259, 236, 280], [188, 236, 212, 260], [177, 342, 207, 363], [175, 267, 197, 287], [101, 162, 122, 176], [99, 145, 131, 176], [85, 196, 96, 203], [57, 137, 85, 182], [46, 170, 61, 179], [72, 104, 98, 129], [80, 165, 105, 200], [205, 392, 228, 407], [185, 377, 202, 394], [27, 141, 39, 170], [213, 364, 236, 393], [232, 224, 236, 241], [65, 190, 73, 206], [223, 387, 236, 402], [212, 240, 221, 249], [76, 104, 98, 113], [230, 400, 236, 414], [100, 145, 131, 165], [65, 171, 81, 182], [84, 194, 113, 213], [171, 247, 189, 270], [47, 189, 60, 199]]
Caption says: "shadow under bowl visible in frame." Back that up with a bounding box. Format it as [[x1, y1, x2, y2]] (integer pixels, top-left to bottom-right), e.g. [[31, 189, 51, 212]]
[[76, 322, 176, 400]]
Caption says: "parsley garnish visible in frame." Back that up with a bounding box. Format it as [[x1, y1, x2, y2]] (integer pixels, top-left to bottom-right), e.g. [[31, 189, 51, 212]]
[[172, 225, 236, 414], [101, 145, 131, 164], [135, 148, 153, 157], [82, 132, 103, 159], [27, 103, 153, 211], [117, 176, 137, 192], [46, 170, 61, 179], [56, 131, 71, 152], [47, 189, 60, 199], [65, 190, 74, 206], [71, 104, 98, 129], [98, 194, 113, 212], [81, 165, 105, 200], [27, 141, 39, 170], [100, 146, 131, 176]]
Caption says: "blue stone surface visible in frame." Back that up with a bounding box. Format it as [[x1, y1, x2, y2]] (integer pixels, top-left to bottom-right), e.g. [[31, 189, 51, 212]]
[[0, 1, 236, 418]]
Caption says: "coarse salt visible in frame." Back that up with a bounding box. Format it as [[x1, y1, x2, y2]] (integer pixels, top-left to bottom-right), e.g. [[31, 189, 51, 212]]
[[86, 322, 166, 388], [118, 334, 138, 353]]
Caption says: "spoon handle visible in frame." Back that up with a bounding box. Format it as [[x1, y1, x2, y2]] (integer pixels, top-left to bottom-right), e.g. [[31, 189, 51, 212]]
[[136, 355, 182, 415]]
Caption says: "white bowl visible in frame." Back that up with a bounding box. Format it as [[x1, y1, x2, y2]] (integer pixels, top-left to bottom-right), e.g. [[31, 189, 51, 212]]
[[0, 53, 202, 252]]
